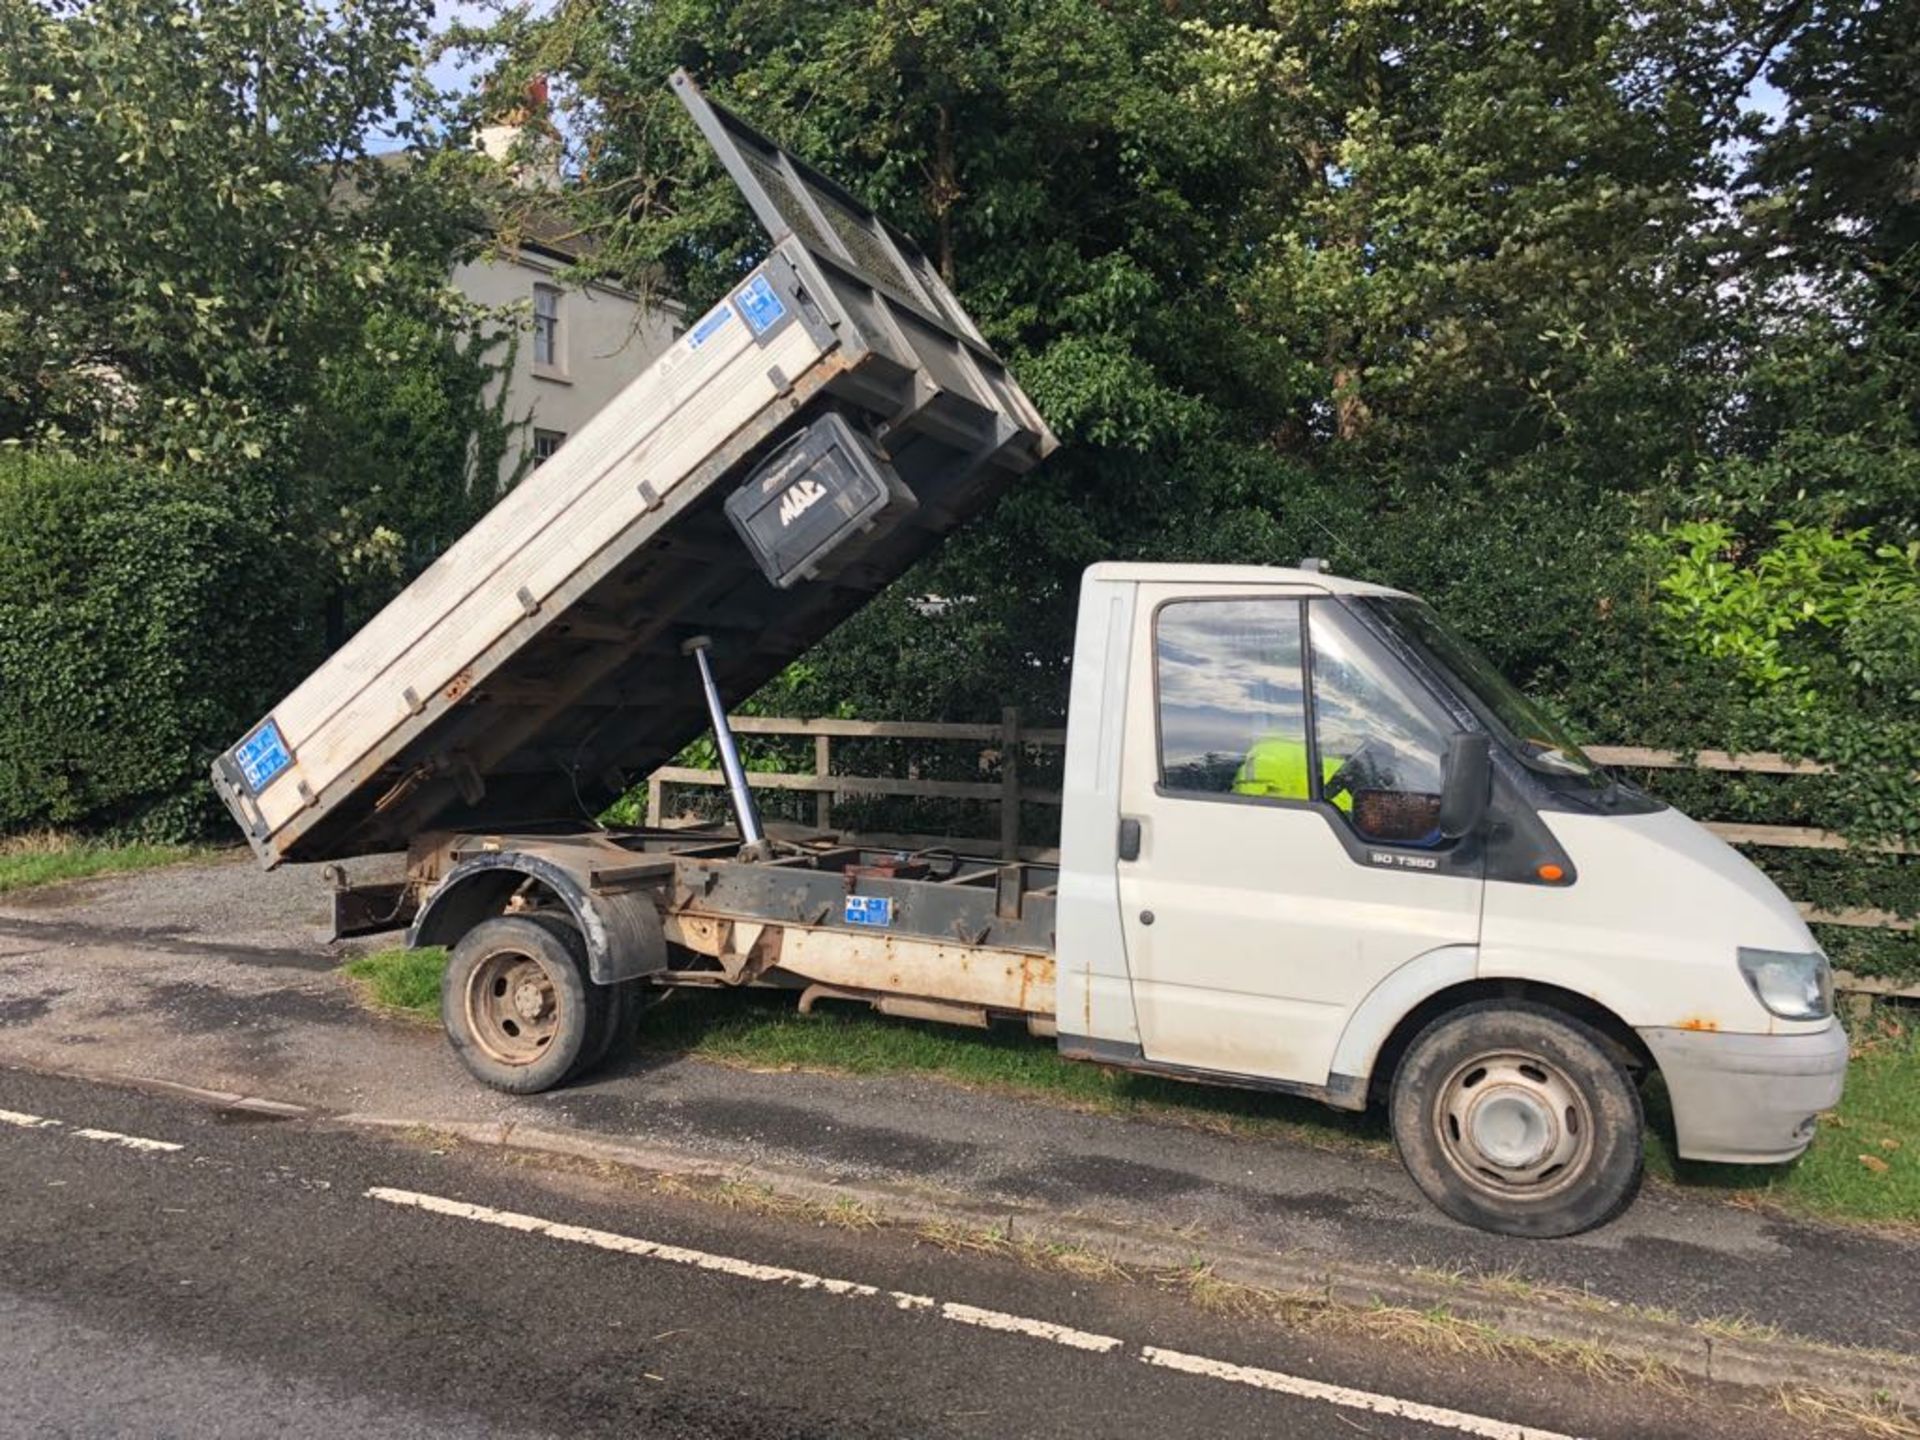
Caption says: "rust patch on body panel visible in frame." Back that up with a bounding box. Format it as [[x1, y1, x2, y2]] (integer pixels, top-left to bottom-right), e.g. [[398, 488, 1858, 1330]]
[[662, 908, 1055, 1018]]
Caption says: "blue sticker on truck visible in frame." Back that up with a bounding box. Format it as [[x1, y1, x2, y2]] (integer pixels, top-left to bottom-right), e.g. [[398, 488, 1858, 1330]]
[[844, 895, 893, 928], [687, 301, 735, 349], [234, 718, 293, 793], [734, 274, 788, 336]]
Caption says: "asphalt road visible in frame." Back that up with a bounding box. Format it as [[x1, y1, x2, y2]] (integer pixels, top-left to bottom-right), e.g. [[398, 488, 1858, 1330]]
[[5, 855, 1915, 1360], [0, 1067, 1825, 1440]]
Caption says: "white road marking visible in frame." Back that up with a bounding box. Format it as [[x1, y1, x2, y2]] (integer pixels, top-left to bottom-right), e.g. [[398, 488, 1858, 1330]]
[[1142, 1347, 1579, 1440], [0, 1106, 182, 1151], [938, 1300, 1121, 1353], [0, 1105, 1582, 1437], [366, 1186, 1577, 1437], [367, 1186, 1124, 1356], [367, 1188, 884, 1298], [71, 1127, 184, 1153]]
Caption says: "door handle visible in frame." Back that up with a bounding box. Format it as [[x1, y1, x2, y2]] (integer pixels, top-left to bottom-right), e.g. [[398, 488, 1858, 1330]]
[[1117, 816, 1142, 862]]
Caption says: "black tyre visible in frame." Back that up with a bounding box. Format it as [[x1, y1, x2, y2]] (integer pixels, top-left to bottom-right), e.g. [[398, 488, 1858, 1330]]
[[578, 977, 628, 1076], [441, 915, 601, 1094], [1389, 1001, 1644, 1238], [518, 913, 622, 1082], [597, 981, 658, 1070]]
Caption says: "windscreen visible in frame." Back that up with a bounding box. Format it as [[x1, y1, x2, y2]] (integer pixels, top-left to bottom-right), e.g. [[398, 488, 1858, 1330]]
[[1363, 598, 1605, 787]]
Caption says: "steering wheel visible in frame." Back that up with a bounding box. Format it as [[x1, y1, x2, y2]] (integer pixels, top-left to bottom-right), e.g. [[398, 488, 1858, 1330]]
[[1324, 738, 1391, 802]]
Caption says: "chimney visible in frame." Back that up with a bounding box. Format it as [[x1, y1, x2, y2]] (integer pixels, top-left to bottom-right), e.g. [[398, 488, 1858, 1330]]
[[478, 76, 561, 191]]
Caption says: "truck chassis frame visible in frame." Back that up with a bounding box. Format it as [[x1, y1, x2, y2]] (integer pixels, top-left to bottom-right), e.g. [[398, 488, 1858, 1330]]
[[338, 827, 1061, 1038]]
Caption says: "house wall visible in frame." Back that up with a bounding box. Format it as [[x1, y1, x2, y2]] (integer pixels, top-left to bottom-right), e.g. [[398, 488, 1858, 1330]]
[[452, 247, 682, 490]]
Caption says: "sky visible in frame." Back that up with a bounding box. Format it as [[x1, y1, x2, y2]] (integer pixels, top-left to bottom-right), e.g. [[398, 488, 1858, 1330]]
[[423, 0, 497, 98], [364, 0, 513, 152], [1746, 75, 1789, 126]]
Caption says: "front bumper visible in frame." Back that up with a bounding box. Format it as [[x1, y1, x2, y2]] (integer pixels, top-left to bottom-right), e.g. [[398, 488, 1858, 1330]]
[[1638, 1021, 1850, 1165]]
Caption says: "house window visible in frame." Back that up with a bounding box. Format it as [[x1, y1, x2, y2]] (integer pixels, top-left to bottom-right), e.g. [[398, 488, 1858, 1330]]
[[532, 429, 565, 466], [532, 284, 562, 370]]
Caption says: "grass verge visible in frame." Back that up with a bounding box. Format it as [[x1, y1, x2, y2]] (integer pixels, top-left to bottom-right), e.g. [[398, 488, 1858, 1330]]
[[343, 946, 1919, 1228], [0, 831, 203, 894], [343, 945, 448, 1017]]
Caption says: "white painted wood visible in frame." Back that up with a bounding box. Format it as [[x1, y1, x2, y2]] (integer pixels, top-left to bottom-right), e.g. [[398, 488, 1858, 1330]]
[[1705, 822, 1915, 856]]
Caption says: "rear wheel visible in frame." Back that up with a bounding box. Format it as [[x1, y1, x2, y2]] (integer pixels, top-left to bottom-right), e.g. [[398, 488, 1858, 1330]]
[[522, 913, 631, 1078], [442, 916, 601, 1094], [1389, 1001, 1644, 1238]]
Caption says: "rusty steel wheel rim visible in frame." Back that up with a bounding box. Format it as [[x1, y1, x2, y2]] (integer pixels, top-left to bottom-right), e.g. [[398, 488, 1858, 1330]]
[[464, 949, 563, 1066], [1431, 1048, 1595, 1201]]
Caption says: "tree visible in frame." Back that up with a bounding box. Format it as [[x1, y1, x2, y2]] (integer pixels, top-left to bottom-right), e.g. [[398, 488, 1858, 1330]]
[[0, 0, 518, 832], [301, 309, 522, 643], [0, 0, 478, 454], [1641, 0, 1920, 769], [1740, 0, 1920, 321], [473, 0, 1757, 721], [0, 0, 513, 604]]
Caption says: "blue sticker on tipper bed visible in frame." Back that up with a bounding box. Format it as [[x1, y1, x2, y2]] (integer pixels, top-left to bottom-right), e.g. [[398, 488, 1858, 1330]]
[[734, 274, 788, 336], [234, 719, 293, 793], [844, 895, 893, 928], [688, 301, 736, 349]]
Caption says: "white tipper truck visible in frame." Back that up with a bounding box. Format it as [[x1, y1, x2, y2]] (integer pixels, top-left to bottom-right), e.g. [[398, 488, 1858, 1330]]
[[216, 73, 1848, 1238]]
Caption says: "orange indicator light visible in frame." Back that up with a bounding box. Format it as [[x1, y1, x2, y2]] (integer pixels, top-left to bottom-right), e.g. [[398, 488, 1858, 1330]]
[[1537, 864, 1565, 883]]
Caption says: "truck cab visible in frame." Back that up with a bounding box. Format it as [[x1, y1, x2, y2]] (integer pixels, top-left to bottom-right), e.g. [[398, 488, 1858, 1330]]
[[1056, 563, 1848, 1235]]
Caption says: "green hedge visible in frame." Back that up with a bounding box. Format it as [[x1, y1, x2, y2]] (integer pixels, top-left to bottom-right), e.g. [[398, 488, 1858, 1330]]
[[0, 452, 322, 839]]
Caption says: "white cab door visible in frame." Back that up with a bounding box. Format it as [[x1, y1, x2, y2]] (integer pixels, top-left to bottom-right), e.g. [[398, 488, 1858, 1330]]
[[1116, 585, 1484, 1087]]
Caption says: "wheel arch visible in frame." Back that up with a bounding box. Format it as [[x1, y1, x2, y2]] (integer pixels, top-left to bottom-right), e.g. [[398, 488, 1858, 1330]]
[[1329, 946, 1657, 1103], [1367, 978, 1657, 1105], [409, 851, 666, 985]]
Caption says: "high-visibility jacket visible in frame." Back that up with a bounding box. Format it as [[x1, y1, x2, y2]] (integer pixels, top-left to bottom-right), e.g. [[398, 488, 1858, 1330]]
[[1232, 735, 1352, 811]]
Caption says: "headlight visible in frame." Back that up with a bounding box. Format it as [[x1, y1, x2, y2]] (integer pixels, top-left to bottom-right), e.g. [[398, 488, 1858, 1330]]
[[1737, 947, 1832, 1021]]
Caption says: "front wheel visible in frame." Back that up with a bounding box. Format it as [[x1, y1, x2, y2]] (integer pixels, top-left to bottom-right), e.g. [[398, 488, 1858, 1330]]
[[1389, 1001, 1644, 1238]]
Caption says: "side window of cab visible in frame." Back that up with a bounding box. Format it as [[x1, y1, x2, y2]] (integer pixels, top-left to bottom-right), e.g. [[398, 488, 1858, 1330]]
[[1307, 601, 1452, 847], [1154, 598, 1313, 799], [1151, 595, 1458, 849]]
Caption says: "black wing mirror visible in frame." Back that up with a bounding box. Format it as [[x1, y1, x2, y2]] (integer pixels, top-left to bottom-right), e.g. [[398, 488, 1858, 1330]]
[[1437, 732, 1492, 840]]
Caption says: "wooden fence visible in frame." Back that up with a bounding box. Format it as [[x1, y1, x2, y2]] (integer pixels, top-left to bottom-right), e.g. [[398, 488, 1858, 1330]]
[[646, 710, 1065, 863], [645, 717, 1917, 999]]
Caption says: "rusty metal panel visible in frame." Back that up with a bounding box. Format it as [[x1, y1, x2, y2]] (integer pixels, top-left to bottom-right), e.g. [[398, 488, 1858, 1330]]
[[774, 927, 1056, 1018], [673, 854, 1057, 957], [660, 909, 1056, 1019]]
